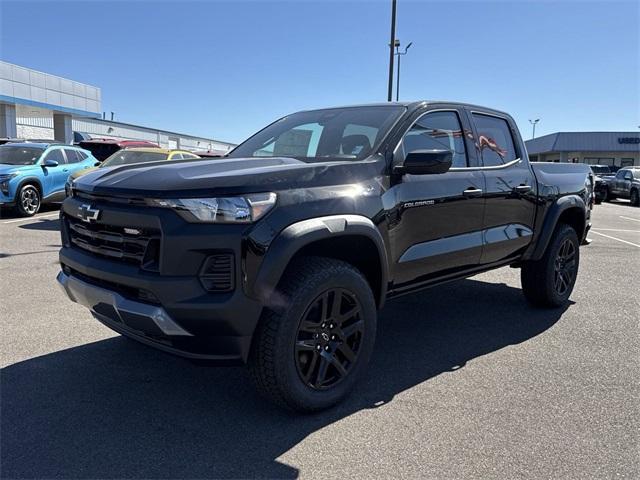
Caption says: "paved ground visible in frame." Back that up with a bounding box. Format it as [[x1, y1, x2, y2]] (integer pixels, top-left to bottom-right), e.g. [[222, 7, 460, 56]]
[[1, 201, 638, 479]]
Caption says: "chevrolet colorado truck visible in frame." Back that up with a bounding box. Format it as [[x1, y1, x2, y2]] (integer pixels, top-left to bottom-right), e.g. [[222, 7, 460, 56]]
[[599, 167, 640, 206], [57, 102, 592, 412]]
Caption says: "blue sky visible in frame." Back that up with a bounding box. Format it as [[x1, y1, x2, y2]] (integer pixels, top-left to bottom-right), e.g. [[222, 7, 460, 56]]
[[1, 0, 638, 144]]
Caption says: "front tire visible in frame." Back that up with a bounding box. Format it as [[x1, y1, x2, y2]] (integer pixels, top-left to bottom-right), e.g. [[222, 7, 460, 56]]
[[16, 184, 41, 217], [630, 189, 639, 207], [248, 256, 377, 412], [521, 223, 579, 308]]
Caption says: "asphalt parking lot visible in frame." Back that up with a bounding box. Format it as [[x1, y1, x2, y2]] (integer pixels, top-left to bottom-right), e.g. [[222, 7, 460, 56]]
[[1, 201, 638, 479]]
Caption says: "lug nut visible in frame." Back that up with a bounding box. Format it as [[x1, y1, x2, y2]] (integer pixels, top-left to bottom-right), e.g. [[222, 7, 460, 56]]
[[324, 345, 330, 351], [329, 323, 335, 329], [331, 335, 336, 340], [314, 333, 319, 339], [316, 344, 321, 351], [321, 323, 326, 328]]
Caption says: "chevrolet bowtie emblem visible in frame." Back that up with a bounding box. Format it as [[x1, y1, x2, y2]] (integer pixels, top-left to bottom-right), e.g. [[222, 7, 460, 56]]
[[77, 204, 101, 223]]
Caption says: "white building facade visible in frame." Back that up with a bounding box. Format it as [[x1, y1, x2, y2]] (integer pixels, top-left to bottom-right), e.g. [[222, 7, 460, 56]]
[[0, 60, 234, 152]]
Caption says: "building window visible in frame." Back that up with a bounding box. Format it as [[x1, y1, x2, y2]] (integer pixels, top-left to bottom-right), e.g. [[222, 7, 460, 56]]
[[621, 158, 634, 167]]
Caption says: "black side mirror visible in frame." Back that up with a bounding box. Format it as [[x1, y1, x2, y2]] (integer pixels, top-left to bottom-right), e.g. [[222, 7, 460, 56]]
[[42, 159, 59, 167], [395, 149, 453, 175], [94, 161, 101, 167]]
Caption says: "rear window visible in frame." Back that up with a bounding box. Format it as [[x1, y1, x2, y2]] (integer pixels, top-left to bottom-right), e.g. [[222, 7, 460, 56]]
[[79, 142, 121, 161], [472, 113, 517, 166]]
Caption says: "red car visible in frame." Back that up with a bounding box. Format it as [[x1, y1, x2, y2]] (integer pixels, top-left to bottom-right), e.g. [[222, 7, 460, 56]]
[[78, 138, 159, 162]]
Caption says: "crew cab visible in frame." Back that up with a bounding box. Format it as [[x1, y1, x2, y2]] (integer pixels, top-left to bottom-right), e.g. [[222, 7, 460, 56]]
[[599, 167, 640, 206], [57, 102, 592, 411]]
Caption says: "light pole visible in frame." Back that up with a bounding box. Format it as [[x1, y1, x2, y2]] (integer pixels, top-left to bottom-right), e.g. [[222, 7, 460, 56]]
[[395, 41, 412, 101], [387, 0, 397, 102], [529, 118, 540, 139]]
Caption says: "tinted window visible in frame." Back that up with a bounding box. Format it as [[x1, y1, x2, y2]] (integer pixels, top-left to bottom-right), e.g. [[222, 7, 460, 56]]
[[182, 153, 199, 159], [64, 149, 80, 163], [228, 106, 405, 161], [44, 149, 65, 164], [616, 170, 627, 179], [402, 111, 467, 168], [77, 151, 88, 160], [171, 153, 184, 160], [472, 113, 517, 166]]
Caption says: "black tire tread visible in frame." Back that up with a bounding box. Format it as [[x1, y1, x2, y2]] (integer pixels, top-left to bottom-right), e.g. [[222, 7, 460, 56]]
[[248, 256, 374, 412], [521, 223, 579, 308]]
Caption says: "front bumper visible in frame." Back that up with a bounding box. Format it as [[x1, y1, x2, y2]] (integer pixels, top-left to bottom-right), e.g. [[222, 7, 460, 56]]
[[58, 246, 264, 363]]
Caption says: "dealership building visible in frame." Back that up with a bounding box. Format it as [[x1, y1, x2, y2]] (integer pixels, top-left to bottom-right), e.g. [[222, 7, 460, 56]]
[[0, 60, 235, 152], [525, 132, 640, 168]]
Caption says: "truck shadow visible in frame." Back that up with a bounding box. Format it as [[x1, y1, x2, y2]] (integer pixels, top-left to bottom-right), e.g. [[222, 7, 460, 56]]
[[1, 278, 568, 479]]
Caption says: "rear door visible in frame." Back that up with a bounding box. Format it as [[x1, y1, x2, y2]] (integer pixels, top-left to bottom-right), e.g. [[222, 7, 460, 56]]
[[468, 110, 537, 264], [388, 106, 486, 288]]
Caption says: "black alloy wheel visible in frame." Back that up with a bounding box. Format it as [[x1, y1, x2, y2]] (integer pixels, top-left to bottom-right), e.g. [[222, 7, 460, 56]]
[[553, 238, 577, 296], [295, 288, 364, 390]]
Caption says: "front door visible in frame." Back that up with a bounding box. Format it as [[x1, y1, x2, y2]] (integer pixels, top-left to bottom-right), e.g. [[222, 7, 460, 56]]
[[387, 108, 485, 290], [40, 149, 69, 199], [469, 111, 537, 264]]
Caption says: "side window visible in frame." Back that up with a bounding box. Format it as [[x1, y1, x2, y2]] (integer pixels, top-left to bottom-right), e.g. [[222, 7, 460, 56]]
[[171, 153, 184, 160], [472, 113, 517, 166], [76, 151, 88, 160], [616, 170, 627, 180], [64, 149, 80, 163], [402, 111, 468, 168], [44, 149, 65, 164], [183, 153, 199, 159], [624, 170, 633, 180]]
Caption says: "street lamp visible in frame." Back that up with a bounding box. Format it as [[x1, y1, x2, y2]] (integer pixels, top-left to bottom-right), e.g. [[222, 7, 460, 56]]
[[529, 118, 540, 139], [387, 0, 397, 102], [395, 41, 412, 101]]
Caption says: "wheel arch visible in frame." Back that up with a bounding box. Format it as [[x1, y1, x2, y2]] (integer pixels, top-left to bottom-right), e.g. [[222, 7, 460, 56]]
[[529, 195, 587, 261], [14, 177, 43, 200], [251, 215, 389, 309]]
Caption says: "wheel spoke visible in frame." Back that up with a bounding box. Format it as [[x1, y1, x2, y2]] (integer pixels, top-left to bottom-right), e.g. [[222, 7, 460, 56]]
[[337, 305, 360, 324], [336, 343, 356, 363], [330, 290, 342, 320], [340, 319, 364, 339], [295, 339, 316, 352], [315, 354, 330, 386], [329, 355, 347, 377]]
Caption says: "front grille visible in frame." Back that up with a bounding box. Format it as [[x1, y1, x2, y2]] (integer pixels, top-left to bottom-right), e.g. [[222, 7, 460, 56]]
[[66, 216, 161, 271], [199, 254, 234, 292]]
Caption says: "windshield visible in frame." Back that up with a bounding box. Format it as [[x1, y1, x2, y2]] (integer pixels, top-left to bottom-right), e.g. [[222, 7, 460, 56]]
[[0, 146, 44, 165], [228, 106, 406, 161], [101, 150, 168, 167], [590, 166, 611, 175]]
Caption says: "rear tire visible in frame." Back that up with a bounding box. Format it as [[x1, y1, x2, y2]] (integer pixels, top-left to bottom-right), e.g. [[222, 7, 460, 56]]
[[16, 184, 41, 217], [248, 256, 377, 412], [521, 223, 579, 308], [630, 189, 639, 207]]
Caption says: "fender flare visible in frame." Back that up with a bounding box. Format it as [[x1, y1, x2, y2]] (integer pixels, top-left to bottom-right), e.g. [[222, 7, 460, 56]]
[[529, 194, 586, 260], [13, 176, 44, 202], [251, 215, 389, 308]]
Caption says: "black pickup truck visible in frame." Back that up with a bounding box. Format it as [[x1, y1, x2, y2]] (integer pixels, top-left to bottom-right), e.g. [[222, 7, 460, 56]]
[[57, 102, 592, 411]]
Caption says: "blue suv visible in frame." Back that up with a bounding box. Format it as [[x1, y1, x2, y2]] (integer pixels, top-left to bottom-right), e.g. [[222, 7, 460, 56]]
[[0, 143, 98, 216]]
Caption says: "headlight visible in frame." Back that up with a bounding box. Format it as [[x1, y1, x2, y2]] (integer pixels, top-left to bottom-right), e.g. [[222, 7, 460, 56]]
[[147, 192, 276, 223], [0, 173, 17, 194]]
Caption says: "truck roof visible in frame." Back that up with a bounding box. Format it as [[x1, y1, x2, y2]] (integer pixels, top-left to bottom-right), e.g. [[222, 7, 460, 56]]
[[298, 101, 512, 117]]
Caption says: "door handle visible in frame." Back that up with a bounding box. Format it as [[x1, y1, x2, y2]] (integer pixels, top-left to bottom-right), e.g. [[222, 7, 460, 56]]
[[63, 169, 69, 172], [463, 187, 483, 197], [515, 184, 532, 193]]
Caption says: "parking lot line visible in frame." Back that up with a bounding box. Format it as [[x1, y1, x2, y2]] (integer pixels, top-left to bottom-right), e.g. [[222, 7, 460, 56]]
[[592, 228, 640, 233], [1, 212, 59, 224], [620, 216, 640, 223], [591, 230, 640, 248]]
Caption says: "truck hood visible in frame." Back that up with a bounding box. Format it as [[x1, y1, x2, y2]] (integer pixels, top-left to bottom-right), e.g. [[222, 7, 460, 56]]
[[73, 156, 384, 197]]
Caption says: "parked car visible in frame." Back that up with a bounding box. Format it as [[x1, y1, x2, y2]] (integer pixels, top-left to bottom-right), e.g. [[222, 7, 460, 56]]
[[192, 149, 228, 158], [589, 165, 614, 177], [57, 102, 592, 412], [77, 138, 159, 162], [600, 167, 640, 206], [65, 148, 202, 196], [0, 143, 98, 216]]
